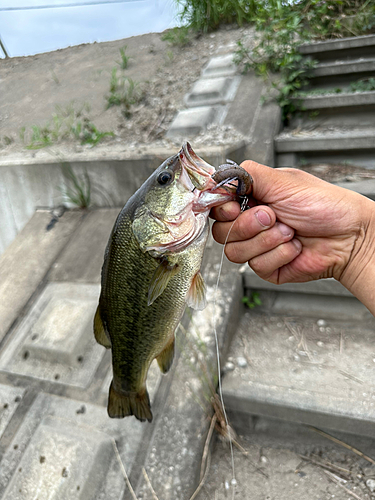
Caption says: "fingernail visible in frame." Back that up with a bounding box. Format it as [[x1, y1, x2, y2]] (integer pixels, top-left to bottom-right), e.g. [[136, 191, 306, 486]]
[[255, 209, 271, 227], [292, 238, 302, 252], [277, 223, 293, 237]]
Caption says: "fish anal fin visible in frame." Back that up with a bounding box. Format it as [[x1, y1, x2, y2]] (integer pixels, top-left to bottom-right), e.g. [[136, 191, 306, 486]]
[[186, 271, 207, 310], [157, 338, 175, 374], [107, 382, 153, 422], [148, 258, 179, 306], [94, 306, 111, 349]]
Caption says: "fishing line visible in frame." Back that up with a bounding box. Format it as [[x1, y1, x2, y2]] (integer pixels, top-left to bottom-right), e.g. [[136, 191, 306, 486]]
[[212, 199, 248, 499]]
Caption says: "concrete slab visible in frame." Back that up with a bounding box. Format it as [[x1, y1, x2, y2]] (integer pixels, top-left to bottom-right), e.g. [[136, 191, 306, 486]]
[[184, 76, 241, 107], [224, 72, 264, 136], [243, 267, 352, 296], [246, 100, 281, 167], [311, 58, 375, 78], [335, 178, 375, 200], [166, 106, 227, 138], [0, 384, 24, 438], [135, 241, 243, 499], [299, 34, 375, 60], [0, 392, 147, 499], [223, 310, 375, 437], [275, 129, 375, 152], [201, 54, 237, 78], [272, 292, 371, 321], [0, 209, 84, 341], [295, 91, 375, 110], [0, 283, 104, 388], [49, 208, 119, 283]]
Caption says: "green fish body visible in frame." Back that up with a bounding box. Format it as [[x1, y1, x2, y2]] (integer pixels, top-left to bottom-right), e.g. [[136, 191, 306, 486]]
[[94, 143, 252, 422]]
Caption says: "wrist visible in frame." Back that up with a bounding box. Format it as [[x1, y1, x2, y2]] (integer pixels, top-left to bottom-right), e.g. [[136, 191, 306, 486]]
[[339, 196, 375, 312]]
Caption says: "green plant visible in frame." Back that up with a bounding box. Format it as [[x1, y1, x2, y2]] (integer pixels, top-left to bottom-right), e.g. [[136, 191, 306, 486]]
[[116, 46, 131, 69], [242, 292, 262, 309], [106, 68, 143, 118], [60, 162, 91, 208], [177, 0, 257, 32], [349, 77, 375, 93], [71, 118, 114, 146], [231, 0, 375, 122], [161, 26, 191, 47], [164, 49, 175, 65], [22, 102, 113, 149]]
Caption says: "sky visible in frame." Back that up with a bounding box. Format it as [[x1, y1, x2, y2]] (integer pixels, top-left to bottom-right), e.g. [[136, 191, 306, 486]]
[[0, 0, 180, 58]]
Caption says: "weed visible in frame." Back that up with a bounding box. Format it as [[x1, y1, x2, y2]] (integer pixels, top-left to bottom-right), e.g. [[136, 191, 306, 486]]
[[106, 68, 143, 118], [71, 118, 114, 146], [2, 135, 13, 146], [50, 70, 60, 84], [22, 102, 113, 149], [242, 292, 262, 310], [116, 46, 131, 69], [177, 0, 257, 32], [161, 26, 191, 47], [349, 77, 375, 93], [164, 49, 174, 65], [60, 162, 91, 208], [230, 0, 375, 122]]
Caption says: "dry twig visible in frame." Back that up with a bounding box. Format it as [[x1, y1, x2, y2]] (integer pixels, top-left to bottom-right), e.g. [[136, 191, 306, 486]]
[[324, 470, 365, 500], [111, 438, 139, 500], [308, 426, 375, 465], [298, 454, 352, 481], [142, 468, 160, 500]]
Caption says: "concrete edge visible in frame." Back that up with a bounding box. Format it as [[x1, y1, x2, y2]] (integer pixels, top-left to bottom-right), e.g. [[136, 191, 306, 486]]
[[131, 242, 243, 500]]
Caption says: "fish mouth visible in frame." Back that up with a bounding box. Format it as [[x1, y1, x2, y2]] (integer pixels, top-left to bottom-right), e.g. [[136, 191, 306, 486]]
[[178, 142, 216, 191]]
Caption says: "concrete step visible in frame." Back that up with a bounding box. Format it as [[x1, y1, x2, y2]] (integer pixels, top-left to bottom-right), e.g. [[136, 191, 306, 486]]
[[222, 304, 375, 439], [309, 57, 375, 89], [299, 34, 375, 62], [275, 128, 375, 169], [290, 91, 375, 129], [243, 268, 352, 297]]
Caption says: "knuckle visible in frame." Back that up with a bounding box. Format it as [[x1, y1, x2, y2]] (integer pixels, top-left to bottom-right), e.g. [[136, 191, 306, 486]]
[[225, 243, 245, 264]]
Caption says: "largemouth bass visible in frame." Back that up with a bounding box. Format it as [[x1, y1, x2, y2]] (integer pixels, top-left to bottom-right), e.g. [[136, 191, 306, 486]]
[[94, 143, 252, 422]]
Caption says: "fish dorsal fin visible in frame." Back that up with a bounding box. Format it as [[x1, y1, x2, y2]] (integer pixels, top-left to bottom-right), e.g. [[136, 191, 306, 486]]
[[148, 258, 179, 306], [186, 271, 207, 310], [156, 338, 175, 374]]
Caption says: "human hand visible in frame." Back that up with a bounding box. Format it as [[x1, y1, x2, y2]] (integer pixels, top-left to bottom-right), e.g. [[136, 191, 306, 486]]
[[211, 161, 375, 294]]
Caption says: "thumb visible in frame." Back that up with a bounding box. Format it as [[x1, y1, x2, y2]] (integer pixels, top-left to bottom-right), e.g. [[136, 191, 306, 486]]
[[240, 160, 290, 203]]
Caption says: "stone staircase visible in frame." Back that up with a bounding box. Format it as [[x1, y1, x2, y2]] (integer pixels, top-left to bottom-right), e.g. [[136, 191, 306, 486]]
[[275, 34, 375, 170], [219, 33, 375, 459], [222, 268, 375, 438]]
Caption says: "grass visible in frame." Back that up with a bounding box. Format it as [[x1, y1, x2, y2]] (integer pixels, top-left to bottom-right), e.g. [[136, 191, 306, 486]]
[[161, 26, 191, 47], [59, 162, 91, 208], [116, 46, 131, 69], [105, 68, 143, 118], [21, 102, 114, 149]]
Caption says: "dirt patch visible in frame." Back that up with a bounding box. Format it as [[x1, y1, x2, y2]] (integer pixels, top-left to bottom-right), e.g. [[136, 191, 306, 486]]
[[0, 25, 253, 158], [197, 419, 375, 500]]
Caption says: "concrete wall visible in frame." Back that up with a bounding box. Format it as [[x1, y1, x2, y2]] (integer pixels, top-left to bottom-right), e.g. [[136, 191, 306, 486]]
[[0, 148, 226, 256]]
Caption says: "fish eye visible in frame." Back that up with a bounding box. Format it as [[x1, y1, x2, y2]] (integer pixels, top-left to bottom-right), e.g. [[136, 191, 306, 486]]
[[157, 171, 174, 186]]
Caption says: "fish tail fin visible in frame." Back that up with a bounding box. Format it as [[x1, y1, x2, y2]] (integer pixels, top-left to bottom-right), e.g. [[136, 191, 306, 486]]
[[107, 381, 153, 422], [94, 306, 111, 349]]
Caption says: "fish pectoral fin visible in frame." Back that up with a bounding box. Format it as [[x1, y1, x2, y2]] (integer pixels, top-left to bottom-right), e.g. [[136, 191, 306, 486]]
[[93, 306, 111, 349], [148, 258, 179, 306], [157, 338, 175, 374], [186, 271, 207, 311], [107, 382, 153, 422]]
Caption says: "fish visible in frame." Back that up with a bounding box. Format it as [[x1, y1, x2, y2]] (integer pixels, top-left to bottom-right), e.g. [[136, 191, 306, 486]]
[[94, 143, 252, 422]]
